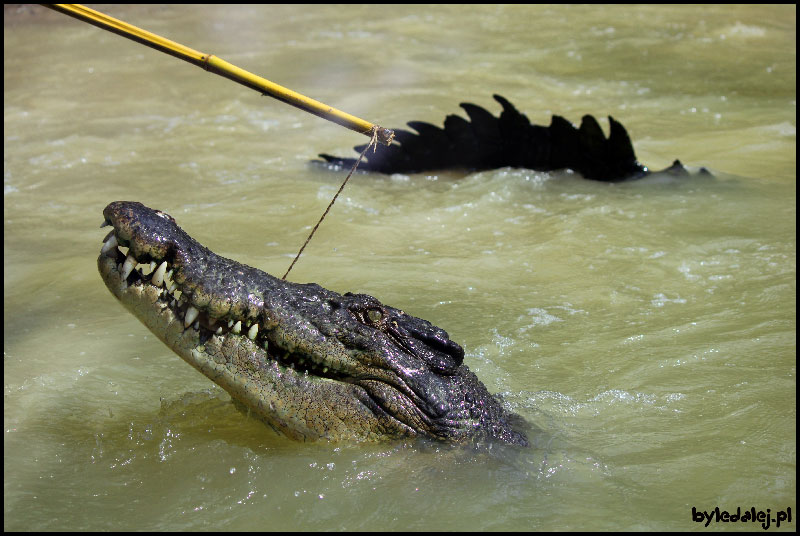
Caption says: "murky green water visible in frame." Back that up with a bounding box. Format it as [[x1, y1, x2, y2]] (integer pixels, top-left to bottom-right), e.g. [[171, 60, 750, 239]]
[[4, 4, 795, 531]]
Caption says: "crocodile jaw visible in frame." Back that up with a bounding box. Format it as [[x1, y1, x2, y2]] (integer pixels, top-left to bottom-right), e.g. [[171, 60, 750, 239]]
[[97, 249, 413, 442]]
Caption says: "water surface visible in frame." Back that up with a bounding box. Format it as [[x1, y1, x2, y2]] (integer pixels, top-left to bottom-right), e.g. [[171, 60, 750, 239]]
[[4, 4, 795, 531]]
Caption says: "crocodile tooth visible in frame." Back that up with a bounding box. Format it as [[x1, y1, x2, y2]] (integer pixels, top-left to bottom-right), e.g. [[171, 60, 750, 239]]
[[152, 261, 167, 287], [247, 323, 258, 340], [232, 320, 241, 334], [216, 326, 223, 335], [120, 254, 137, 280], [184, 305, 199, 327], [101, 234, 118, 255], [227, 319, 234, 328]]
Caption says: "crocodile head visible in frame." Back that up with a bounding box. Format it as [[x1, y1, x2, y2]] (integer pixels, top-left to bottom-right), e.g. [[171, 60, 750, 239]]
[[98, 201, 528, 445]]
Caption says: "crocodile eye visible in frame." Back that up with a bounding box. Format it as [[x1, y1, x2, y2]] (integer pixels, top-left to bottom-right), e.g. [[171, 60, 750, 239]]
[[366, 309, 382, 323]]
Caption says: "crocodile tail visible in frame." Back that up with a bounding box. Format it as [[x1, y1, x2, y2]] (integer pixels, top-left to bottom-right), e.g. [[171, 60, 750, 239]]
[[318, 95, 647, 181]]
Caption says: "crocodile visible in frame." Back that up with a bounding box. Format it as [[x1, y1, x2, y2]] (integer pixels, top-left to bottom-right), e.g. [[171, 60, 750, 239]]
[[98, 201, 529, 445], [318, 94, 701, 181]]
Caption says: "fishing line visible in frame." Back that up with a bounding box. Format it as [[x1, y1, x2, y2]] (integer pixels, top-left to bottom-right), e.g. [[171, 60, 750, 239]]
[[282, 126, 386, 280]]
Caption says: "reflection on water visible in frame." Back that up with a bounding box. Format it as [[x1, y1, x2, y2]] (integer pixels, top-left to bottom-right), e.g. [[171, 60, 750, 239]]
[[4, 4, 795, 531]]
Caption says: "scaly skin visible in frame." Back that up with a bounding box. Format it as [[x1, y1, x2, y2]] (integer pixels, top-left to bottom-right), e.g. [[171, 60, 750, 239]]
[[98, 201, 529, 445]]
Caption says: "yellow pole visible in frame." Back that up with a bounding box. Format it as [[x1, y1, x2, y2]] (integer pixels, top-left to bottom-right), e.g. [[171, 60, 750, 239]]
[[43, 4, 394, 145]]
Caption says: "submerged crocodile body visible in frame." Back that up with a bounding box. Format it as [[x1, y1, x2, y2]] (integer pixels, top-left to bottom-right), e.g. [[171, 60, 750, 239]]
[[98, 201, 528, 445], [319, 94, 696, 181]]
